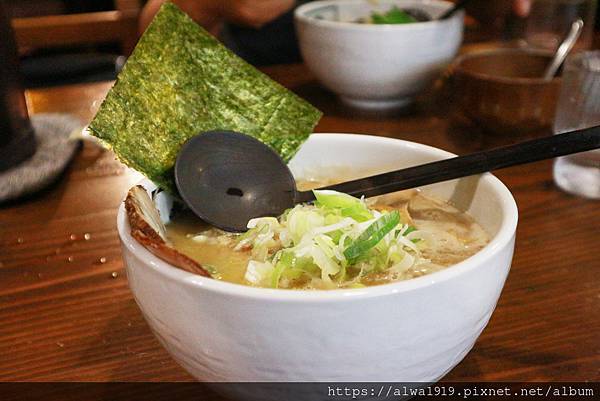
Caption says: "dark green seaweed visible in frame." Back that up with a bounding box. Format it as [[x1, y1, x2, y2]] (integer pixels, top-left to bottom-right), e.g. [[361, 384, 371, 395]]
[[89, 2, 321, 193]]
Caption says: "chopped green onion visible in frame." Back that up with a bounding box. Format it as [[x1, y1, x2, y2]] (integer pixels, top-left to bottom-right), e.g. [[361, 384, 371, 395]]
[[271, 252, 294, 288], [344, 211, 400, 263], [313, 189, 372, 222], [203, 264, 218, 277], [240, 190, 424, 289], [404, 226, 417, 236], [371, 6, 416, 24]]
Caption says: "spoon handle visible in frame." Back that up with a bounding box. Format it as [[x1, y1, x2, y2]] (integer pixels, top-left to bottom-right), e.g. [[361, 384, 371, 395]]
[[543, 19, 584, 81], [296, 125, 600, 203]]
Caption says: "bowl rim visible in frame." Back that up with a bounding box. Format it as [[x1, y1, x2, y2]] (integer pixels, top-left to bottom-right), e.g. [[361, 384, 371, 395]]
[[294, 0, 462, 31], [453, 48, 561, 85], [117, 133, 518, 302]]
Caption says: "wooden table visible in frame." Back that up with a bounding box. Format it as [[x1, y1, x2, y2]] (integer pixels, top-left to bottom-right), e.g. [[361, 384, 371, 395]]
[[1, 64, 599, 384]]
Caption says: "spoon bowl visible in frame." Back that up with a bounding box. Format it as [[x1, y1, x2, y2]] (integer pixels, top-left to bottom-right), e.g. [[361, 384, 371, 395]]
[[174, 131, 296, 232]]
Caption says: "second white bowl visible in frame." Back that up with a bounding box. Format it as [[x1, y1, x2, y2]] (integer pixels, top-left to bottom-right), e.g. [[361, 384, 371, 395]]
[[295, 0, 464, 109]]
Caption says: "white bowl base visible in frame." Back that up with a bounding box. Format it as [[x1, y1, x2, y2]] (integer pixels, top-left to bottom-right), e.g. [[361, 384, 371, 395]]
[[340, 95, 413, 110]]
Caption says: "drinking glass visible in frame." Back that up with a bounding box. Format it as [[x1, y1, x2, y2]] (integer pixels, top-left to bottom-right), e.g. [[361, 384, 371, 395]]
[[525, 0, 597, 51], [553, 51, 600, 199]]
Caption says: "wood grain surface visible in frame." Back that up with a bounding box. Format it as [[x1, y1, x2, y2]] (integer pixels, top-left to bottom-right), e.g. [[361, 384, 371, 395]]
[[0, 64, 599, 384]]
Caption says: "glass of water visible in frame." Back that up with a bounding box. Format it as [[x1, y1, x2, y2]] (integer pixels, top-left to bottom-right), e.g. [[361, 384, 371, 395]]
[[553, 51, 600, 199], [525, 0, 597, 51]]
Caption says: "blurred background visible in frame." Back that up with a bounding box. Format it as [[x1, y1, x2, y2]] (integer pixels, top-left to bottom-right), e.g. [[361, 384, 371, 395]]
[[5, 0, 140, 88], [4, 0, 600, 88]]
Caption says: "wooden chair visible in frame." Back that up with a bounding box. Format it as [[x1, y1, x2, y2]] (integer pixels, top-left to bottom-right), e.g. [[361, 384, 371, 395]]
[[11, 0, 142, 55]]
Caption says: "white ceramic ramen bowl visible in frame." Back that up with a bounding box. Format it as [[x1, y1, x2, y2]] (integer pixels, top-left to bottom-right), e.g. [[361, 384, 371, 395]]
[[294, 0, 464, 109], [118, 134, 517, 386]]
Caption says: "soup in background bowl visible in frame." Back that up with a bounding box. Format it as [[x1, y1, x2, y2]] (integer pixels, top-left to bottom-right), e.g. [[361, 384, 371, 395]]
[[117, 133, 518, 386]]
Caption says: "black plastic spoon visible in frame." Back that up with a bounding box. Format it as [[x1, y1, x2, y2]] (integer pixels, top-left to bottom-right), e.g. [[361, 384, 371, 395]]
[[175, 126, 600, 232]]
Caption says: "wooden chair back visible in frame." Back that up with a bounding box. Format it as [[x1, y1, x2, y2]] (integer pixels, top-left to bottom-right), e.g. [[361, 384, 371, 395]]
[[11, 0, 141, 55]]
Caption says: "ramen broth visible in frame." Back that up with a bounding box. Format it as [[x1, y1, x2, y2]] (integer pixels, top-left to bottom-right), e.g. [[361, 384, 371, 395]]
[[165, 182, 489, 289]]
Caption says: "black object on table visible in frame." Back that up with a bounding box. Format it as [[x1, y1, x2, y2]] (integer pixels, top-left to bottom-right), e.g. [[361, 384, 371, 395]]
[[0, 1, 36, 172]]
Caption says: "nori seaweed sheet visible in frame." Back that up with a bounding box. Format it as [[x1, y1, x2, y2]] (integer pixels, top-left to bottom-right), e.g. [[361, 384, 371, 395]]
[[88, 2, 321, 193]]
